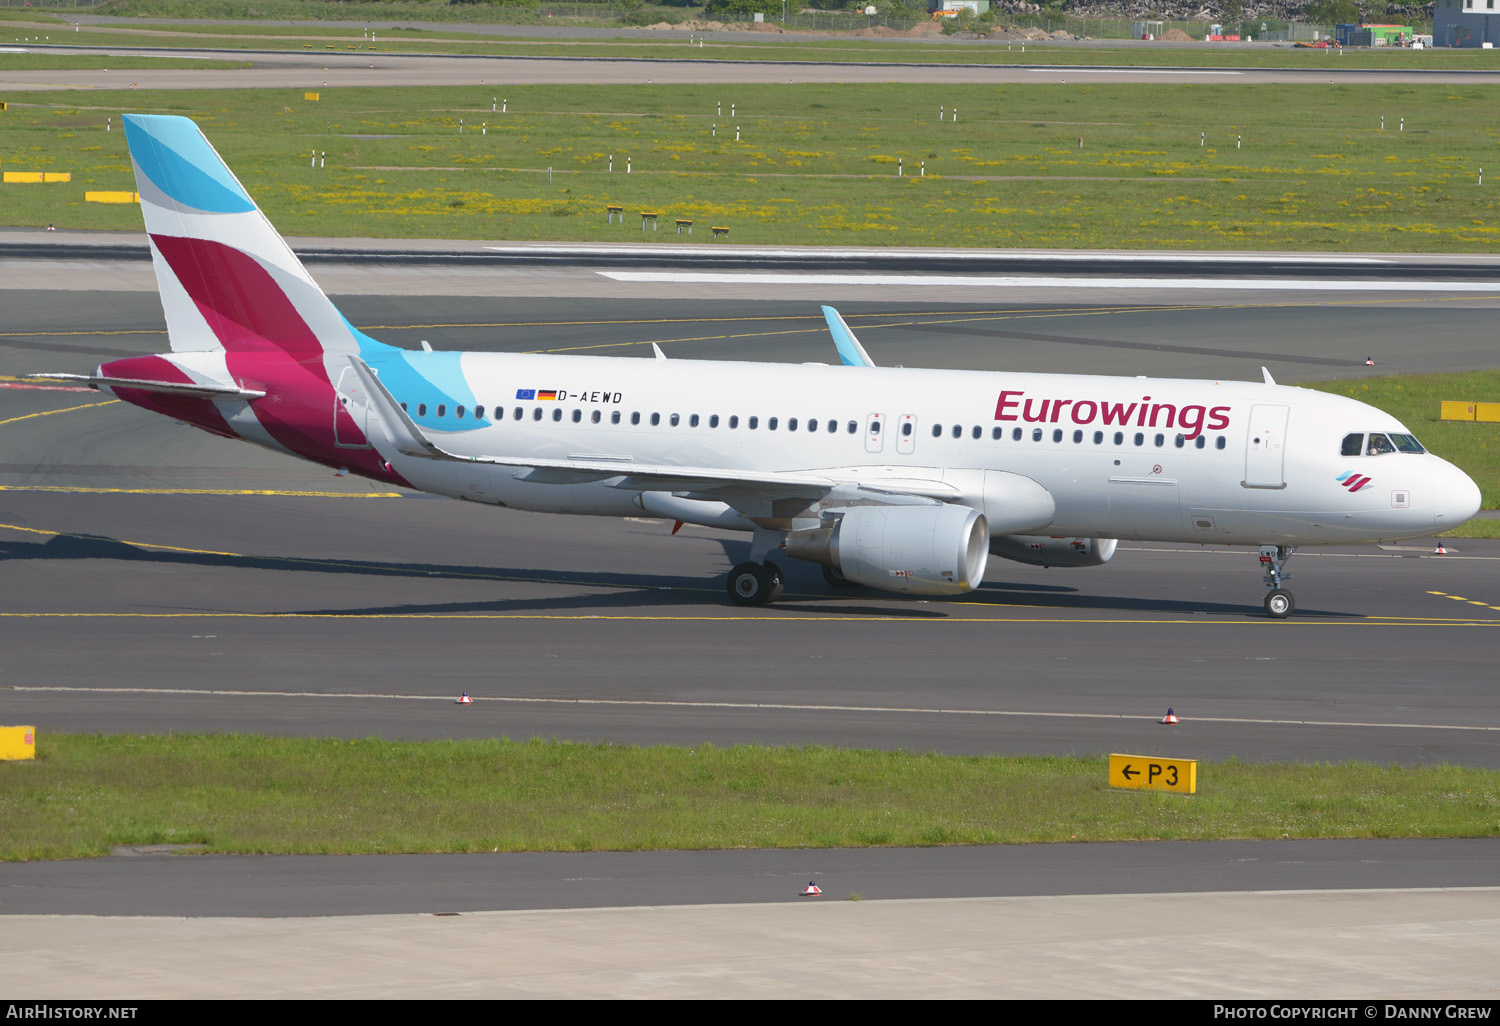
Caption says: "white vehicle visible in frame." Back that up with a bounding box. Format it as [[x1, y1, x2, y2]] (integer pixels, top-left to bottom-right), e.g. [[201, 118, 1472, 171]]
[[36, 115, 1482, 618]]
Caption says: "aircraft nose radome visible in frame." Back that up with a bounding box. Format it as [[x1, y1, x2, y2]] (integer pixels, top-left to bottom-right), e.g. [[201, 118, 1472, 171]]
[[1435, 464, 1482, 530]]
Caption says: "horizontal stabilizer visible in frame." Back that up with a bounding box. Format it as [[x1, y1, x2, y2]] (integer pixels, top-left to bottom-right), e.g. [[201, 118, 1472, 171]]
[[26, 373, 264, 400]]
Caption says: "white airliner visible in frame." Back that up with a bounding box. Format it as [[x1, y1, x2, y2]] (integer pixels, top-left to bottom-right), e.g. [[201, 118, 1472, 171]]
[[34, 115, 1482, 618]]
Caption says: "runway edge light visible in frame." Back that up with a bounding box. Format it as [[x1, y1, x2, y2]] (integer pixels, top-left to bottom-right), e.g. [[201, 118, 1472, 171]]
[[0, 726, 36, 761]]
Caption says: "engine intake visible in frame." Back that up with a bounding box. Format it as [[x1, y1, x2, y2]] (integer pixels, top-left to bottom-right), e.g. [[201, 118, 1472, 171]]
[[786, 504, 989, 595], [989, 534, 1117, 568]]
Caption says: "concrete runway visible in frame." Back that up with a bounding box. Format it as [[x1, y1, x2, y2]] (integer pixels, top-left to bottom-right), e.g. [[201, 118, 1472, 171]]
[[9, 46, 1500, 92]]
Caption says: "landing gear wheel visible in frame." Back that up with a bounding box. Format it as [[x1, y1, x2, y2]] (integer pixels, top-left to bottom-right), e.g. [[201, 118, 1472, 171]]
[[764, 560, 786, 603], [1264, 588, 1294, 619], [727, 561, 777, 607], [822, 564, 855, 589]]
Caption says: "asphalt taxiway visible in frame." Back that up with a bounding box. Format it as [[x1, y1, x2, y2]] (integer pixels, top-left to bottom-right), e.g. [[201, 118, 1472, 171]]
[[3, 248, 1499, 997]]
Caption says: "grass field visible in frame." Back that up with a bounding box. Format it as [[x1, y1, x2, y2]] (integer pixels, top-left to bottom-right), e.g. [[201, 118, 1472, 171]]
[[3, 733, 1496, 860], [5, 82, 1500, 250]]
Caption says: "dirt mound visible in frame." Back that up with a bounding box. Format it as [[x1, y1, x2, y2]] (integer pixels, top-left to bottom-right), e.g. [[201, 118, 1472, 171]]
[[1162, 27, 1193, 41], [851, 24, 905, 36], [906, 21, 944, 36]]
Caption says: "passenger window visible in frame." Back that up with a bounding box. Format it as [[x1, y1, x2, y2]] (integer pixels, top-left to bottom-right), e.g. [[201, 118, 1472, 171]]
[[1341, 433, 1364, 457], [749, 416, 759, 430], [400, 402, 408, 412], [1032, 428, 1043, 441], [808, 419, 818, 433], [1093, 431, 1103, 444], [1012, 428, 1022, 441], [514, 407, 522, 421], [1154, 433, 1164, 447], [631, 412, 641, 425], [456, 406, 466, 419], [1195, 436, 1206, 449], [710, 414, 719, 428], [669, 413, 679, 427], [972, 426, 982, 440], [572, 409, 582, 423], [931, 424, 942, 438], [1216, 437, 1226, 450], [992, 427, 1003, 440], [1366, 433, 1395, 455], [847, 420, 857, 434], [690, 414, 699, 428], [1052, 429, 1062, 443], [1114, 432, 1124, 445], [788, 418, 798, 431], [611, 411, 621, 425], [868, 419, 878, 434], [591, 410, 601, 424], [651, 413, 661, 426], [904, 422, 915, 437], [828, 420, 838, 433], [730, 415, 740, 429], [1073, 429, 1083, 443], [417, 403, 427, 417], [1134, 433, 1144, 446], [1174, 434, 1184, 448], [533, 408, 543, 421], [475, 405, 484, 419], [552, 408, 562, 422], [952, 425, 962, 439], [437, 405, 446, 417], [768, 417, 778, 430]]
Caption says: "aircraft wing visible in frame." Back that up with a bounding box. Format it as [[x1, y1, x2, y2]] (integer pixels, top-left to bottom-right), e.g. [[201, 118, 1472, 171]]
[[26, 373, 265, 400], [346, 357, 959, 503]]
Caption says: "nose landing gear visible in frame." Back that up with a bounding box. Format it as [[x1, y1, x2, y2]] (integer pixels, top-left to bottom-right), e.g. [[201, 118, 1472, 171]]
[[1258, 544, 1297, 619]]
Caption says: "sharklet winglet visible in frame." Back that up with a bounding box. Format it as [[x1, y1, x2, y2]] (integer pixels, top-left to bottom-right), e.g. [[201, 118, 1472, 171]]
[[822, 306, 876, 368]]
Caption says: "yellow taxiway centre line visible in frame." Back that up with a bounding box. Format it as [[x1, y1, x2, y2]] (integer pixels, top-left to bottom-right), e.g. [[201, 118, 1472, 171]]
[[0, 611, 1495, 626], [0, 400, 117, 428], [0, 486, 403, 498]]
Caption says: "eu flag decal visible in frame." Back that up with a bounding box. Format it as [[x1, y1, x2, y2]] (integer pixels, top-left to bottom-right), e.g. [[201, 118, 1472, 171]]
[[515, 388, 536, 400]]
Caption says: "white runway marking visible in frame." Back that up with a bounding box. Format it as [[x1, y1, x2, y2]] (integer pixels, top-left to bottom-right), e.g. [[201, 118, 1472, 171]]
[[601, 271, 1500, 292], [1028, 68, 1246, 76], [13, 685, 1498, 733]]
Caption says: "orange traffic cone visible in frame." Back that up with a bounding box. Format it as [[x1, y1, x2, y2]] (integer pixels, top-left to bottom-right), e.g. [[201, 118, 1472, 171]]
[[800, 881, 821, 896], [1434, 541, 1448, 555], [458, 692, 473, 705], [1364, 356, 1375, 366], [1160, 708, 1179, 724]]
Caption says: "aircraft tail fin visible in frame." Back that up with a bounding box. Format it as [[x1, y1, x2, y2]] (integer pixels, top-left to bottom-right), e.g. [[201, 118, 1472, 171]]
[[122, 114, 388, 361]]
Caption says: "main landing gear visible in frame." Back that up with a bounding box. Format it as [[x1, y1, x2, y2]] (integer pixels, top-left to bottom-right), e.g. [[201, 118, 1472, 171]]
[[726, 561, 784, 606], [1258, 544, 1297, 619]]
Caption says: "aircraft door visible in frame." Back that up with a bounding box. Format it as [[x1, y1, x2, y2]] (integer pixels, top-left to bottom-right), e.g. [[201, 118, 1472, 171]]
[[333, 365, 372, 449], [865, 413, 885, 454], [896, 414, 916, 455], [1244, 403, 1289, 489]]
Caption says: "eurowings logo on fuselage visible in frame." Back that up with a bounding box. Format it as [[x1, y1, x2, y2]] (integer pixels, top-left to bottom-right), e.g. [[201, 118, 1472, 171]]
[[1337, 471, 1373, 492], [994, 390, 1231, 441]]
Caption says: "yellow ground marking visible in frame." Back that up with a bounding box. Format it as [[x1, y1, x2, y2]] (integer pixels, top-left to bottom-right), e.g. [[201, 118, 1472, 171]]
[[1430, 590, 1500, 612], [0, 486, 402, 498], [0, 400, 117, 427], [0, 611, 1495, 625]]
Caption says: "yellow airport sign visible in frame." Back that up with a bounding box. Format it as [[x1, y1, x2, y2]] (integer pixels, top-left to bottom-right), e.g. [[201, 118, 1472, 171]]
[[1, 726, 36, 761], [305, 92, 320, 101], [86, 191, 141, 204], [1109, 753, 1196, 794]]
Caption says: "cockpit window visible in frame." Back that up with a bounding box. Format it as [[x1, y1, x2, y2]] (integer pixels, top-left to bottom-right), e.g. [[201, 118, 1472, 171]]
[[1390, 433, 1425, 454], [1366, 433, 1396, 456], [1341, 433, 1363, 457]]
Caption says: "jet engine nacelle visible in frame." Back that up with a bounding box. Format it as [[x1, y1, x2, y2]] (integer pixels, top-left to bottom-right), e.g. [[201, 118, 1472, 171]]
[[989, 534, 1118, 568], [786, 504, 989, 596]]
